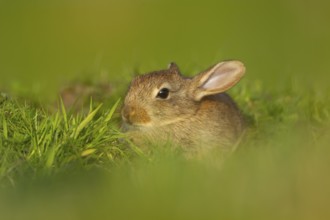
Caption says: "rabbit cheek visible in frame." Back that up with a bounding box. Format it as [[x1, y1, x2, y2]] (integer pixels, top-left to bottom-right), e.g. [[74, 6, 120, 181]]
[[132, 108, 151, 125]]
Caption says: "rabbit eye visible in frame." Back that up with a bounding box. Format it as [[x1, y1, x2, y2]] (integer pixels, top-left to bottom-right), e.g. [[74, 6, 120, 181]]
[[156, 88, 170, 99]]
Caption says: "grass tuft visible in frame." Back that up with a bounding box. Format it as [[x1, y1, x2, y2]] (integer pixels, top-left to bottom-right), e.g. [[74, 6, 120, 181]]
[[0, 80, 329, 220], [0, 97, 132, 186]]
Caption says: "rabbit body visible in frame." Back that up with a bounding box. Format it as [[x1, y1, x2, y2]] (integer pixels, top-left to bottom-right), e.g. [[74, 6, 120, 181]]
[[122, 61, 245, 152]]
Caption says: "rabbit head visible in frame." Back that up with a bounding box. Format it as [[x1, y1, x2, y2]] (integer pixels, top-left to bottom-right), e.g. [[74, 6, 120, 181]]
[[122, 60, 245, 131]]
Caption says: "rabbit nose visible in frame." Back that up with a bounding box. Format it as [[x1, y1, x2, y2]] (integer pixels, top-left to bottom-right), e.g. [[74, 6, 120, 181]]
[[121, 105, 136, 124]]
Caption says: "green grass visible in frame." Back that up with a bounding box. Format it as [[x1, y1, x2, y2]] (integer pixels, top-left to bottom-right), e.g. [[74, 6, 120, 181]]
[[0, 80, 329, 219], [1, 0, 330, 219], [0, 97, 129, 183]]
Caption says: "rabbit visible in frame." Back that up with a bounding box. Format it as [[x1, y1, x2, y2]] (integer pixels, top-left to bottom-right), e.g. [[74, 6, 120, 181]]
[[121, 60, 246, 154]]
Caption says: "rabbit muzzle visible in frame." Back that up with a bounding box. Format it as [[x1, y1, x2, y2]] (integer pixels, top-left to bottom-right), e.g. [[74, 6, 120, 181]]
[[121, 104, 151, 126]]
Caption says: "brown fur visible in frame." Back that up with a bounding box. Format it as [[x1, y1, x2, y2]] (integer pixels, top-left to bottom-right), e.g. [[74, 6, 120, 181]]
[[121, 61, 246, 154]]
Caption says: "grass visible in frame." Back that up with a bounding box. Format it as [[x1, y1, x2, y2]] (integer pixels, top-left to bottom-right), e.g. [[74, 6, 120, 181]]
[[0, 97, 129, 185], [1, 1, 330, 218], [0, 79, 329, 219]]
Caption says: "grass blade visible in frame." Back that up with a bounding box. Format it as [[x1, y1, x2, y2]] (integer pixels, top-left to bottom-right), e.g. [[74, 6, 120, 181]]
[[81, 148, 96, 157], [60, 98, 69, 131], [2, 116, 8, 139], [105, 98, 121, 122], [73, 103, 103, 139], [46, 146, 56, 168]]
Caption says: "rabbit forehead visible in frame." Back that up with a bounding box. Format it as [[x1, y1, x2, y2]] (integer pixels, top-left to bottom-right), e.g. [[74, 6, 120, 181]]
[[130, 70, 183, 90]]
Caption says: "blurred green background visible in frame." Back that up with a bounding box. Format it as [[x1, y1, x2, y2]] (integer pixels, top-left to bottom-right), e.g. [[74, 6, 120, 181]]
[[1, 0, 329, 100], [1, 1, 330, 219]]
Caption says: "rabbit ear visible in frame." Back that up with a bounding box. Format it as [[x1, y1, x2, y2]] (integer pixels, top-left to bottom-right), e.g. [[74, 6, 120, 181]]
[[168, 62, 180, 74], [193, 61, 245, 101]]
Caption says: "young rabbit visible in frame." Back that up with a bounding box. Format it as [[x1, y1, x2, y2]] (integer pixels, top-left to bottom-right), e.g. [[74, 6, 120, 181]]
[[121, 61, 246, 154]]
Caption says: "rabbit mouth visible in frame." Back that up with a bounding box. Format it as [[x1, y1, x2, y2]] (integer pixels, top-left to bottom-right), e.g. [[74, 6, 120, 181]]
[[121, 120, 153, 130]]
